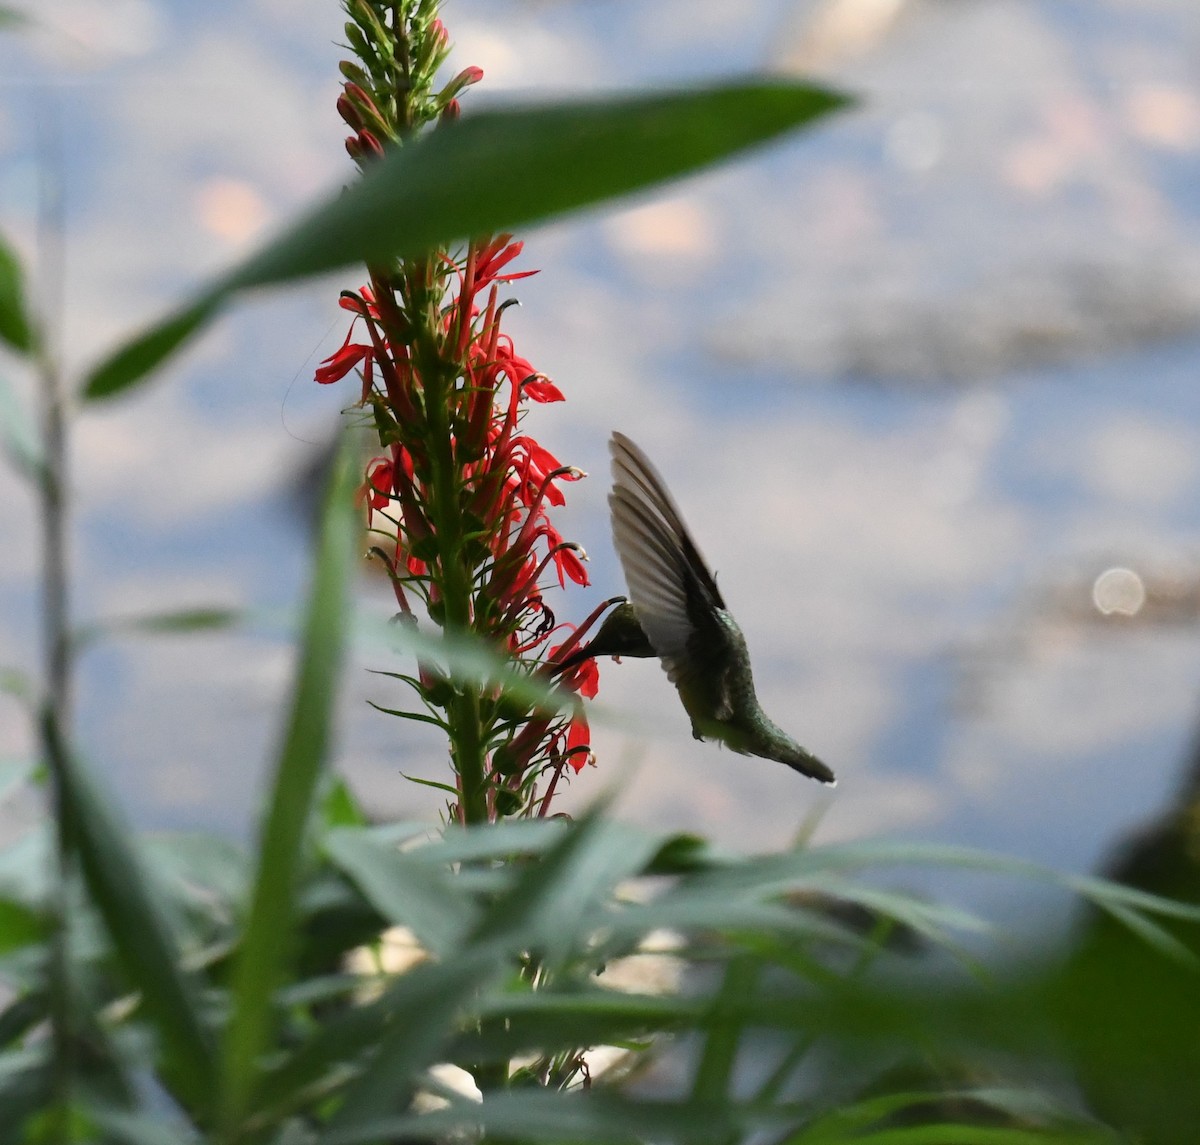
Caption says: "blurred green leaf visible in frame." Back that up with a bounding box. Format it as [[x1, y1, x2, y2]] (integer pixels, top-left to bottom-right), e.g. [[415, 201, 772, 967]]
[[40, 711, 217, 1111], [0, 759, 32, 805], [83, 294, 220, 401], [0, 373, 42, 481], [453, 988, 699, 1064], [72, 607, 241, 653], [323, 808, 644, 1129], [1048, 912, 1200, 1145], [406, 816, 568, 865], [85, 1106, 201, 1145], [367, 611, 597, 721], [0, 234, 35, 355], [790, 1126, 1105, 1145], [217, 430, 358, 1128], [249, 947, 492, 1131], [83, 79, 851, 400], [692, 954, 758, 1103], [0, 995, 47, 1051], [323, 1091, 790, 1145], [0, 1051, 49, 1145], [320, 776, 368, 829], [0, 668, 32, 707], [0, 830, 50, 908], [0, 8, 29, 30], [787, 1086, 1113, 1145], [0, 901, 46, 956], [143, 832, 248, 909], [324, 827, 476, 956]]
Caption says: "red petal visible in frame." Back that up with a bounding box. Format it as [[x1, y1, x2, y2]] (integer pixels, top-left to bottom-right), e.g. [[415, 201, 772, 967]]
[[523, 376, 565, 403], [566, 715, 591, 769], [315, 339, 373, 384], [555, 546, 589, 588]]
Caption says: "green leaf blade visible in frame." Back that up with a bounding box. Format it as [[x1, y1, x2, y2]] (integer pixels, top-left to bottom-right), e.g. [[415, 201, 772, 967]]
[[41, 712, 218, 1110], [217, 430, 358, 1128], [0, 234, 35, 355], [225, 80, 853, 292], [82, 295, 221, 401], [82, 79, 851, 401]]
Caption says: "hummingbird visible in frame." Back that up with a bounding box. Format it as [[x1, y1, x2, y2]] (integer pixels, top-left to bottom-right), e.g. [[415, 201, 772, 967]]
[[591, 431, 835, 785], [552, 598, 656, 674]]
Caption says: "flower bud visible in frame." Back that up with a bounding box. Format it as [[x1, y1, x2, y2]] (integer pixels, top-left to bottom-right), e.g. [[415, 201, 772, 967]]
[[337, 94, 363, 130], [438, 66, 484, 111], [357, 129, 386, 160], [494, 788, 523, 816], [490, 745, 523, 776]]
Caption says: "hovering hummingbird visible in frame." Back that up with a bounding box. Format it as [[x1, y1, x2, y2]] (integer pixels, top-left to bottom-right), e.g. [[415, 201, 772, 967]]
[[562, 432, 835, 785]]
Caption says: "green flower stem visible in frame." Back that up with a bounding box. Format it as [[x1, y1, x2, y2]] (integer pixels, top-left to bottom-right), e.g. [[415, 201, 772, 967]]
[[417, 315, 489, 825]]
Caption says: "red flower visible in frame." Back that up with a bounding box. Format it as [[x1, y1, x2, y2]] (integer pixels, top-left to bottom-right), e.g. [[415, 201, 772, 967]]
[[316, 331, 373, 384], [565, 713, 591, 771], [361, 458, 394, 522], [522, 375, 565, 403]]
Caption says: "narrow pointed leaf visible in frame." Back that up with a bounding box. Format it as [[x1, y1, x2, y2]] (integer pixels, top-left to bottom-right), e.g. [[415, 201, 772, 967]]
[[41, 711, 217, 1109], [72, 606, 241, 652], [251, 947, 496, 1129], [84, 294, 222, 400], [0, 235, 35, 355], [0, 900, 47, 955], [323, 1091, 789, 1145], [83, 79, 851, 400], [324, 827, 477, 955], [218, 430, 358, 1126], [325, 809, 638, 1129]]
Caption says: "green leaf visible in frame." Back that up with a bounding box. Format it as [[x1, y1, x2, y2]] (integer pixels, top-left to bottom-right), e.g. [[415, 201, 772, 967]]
[[143, 833, 249, 912], [793, 1126, 1104, 1145], [82, 79, 851, 400], [408, 816, 570, 866], [84, 1108, 200, 1145], [83, 294, 222, 401], [0, 829, 49, 906], [40, 710, 218, 1110], [452, 989, 700, 1063], [0, 900, 47, 956], [0, 668, 33, 707], [788, 1087, 1111, 1145], [323, 1091, 791, 1145], [691, 954, 759, 1102], [217, 429, 358, 1128], [0, 234, 35, 355], [72, 606, 241, 652], [320, 776, 368, 829], [251, 949, 496, 1130], [363, 611, 591, 720], [0, 372, 42, 481], [323, 808, 643, 1129], [324, 827, 477, 956]]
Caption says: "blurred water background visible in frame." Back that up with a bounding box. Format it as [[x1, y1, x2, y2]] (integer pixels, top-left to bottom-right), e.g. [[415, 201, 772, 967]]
[[3, 0, 1200, 931]]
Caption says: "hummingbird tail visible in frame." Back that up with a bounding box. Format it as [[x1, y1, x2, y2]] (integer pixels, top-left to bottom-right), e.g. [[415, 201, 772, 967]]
[[786, 749, 837, 786]]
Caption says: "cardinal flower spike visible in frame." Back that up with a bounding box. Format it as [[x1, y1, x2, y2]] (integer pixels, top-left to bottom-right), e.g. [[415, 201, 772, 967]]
[[588, 431, 835, 786]]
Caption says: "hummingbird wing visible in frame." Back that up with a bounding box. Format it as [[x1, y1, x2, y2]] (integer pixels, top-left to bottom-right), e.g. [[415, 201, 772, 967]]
[[608, 432, 738, 721]]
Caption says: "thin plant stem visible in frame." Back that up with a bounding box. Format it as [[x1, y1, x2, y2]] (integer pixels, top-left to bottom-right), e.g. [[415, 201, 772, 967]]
[[34, 93, 79, 1138]]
